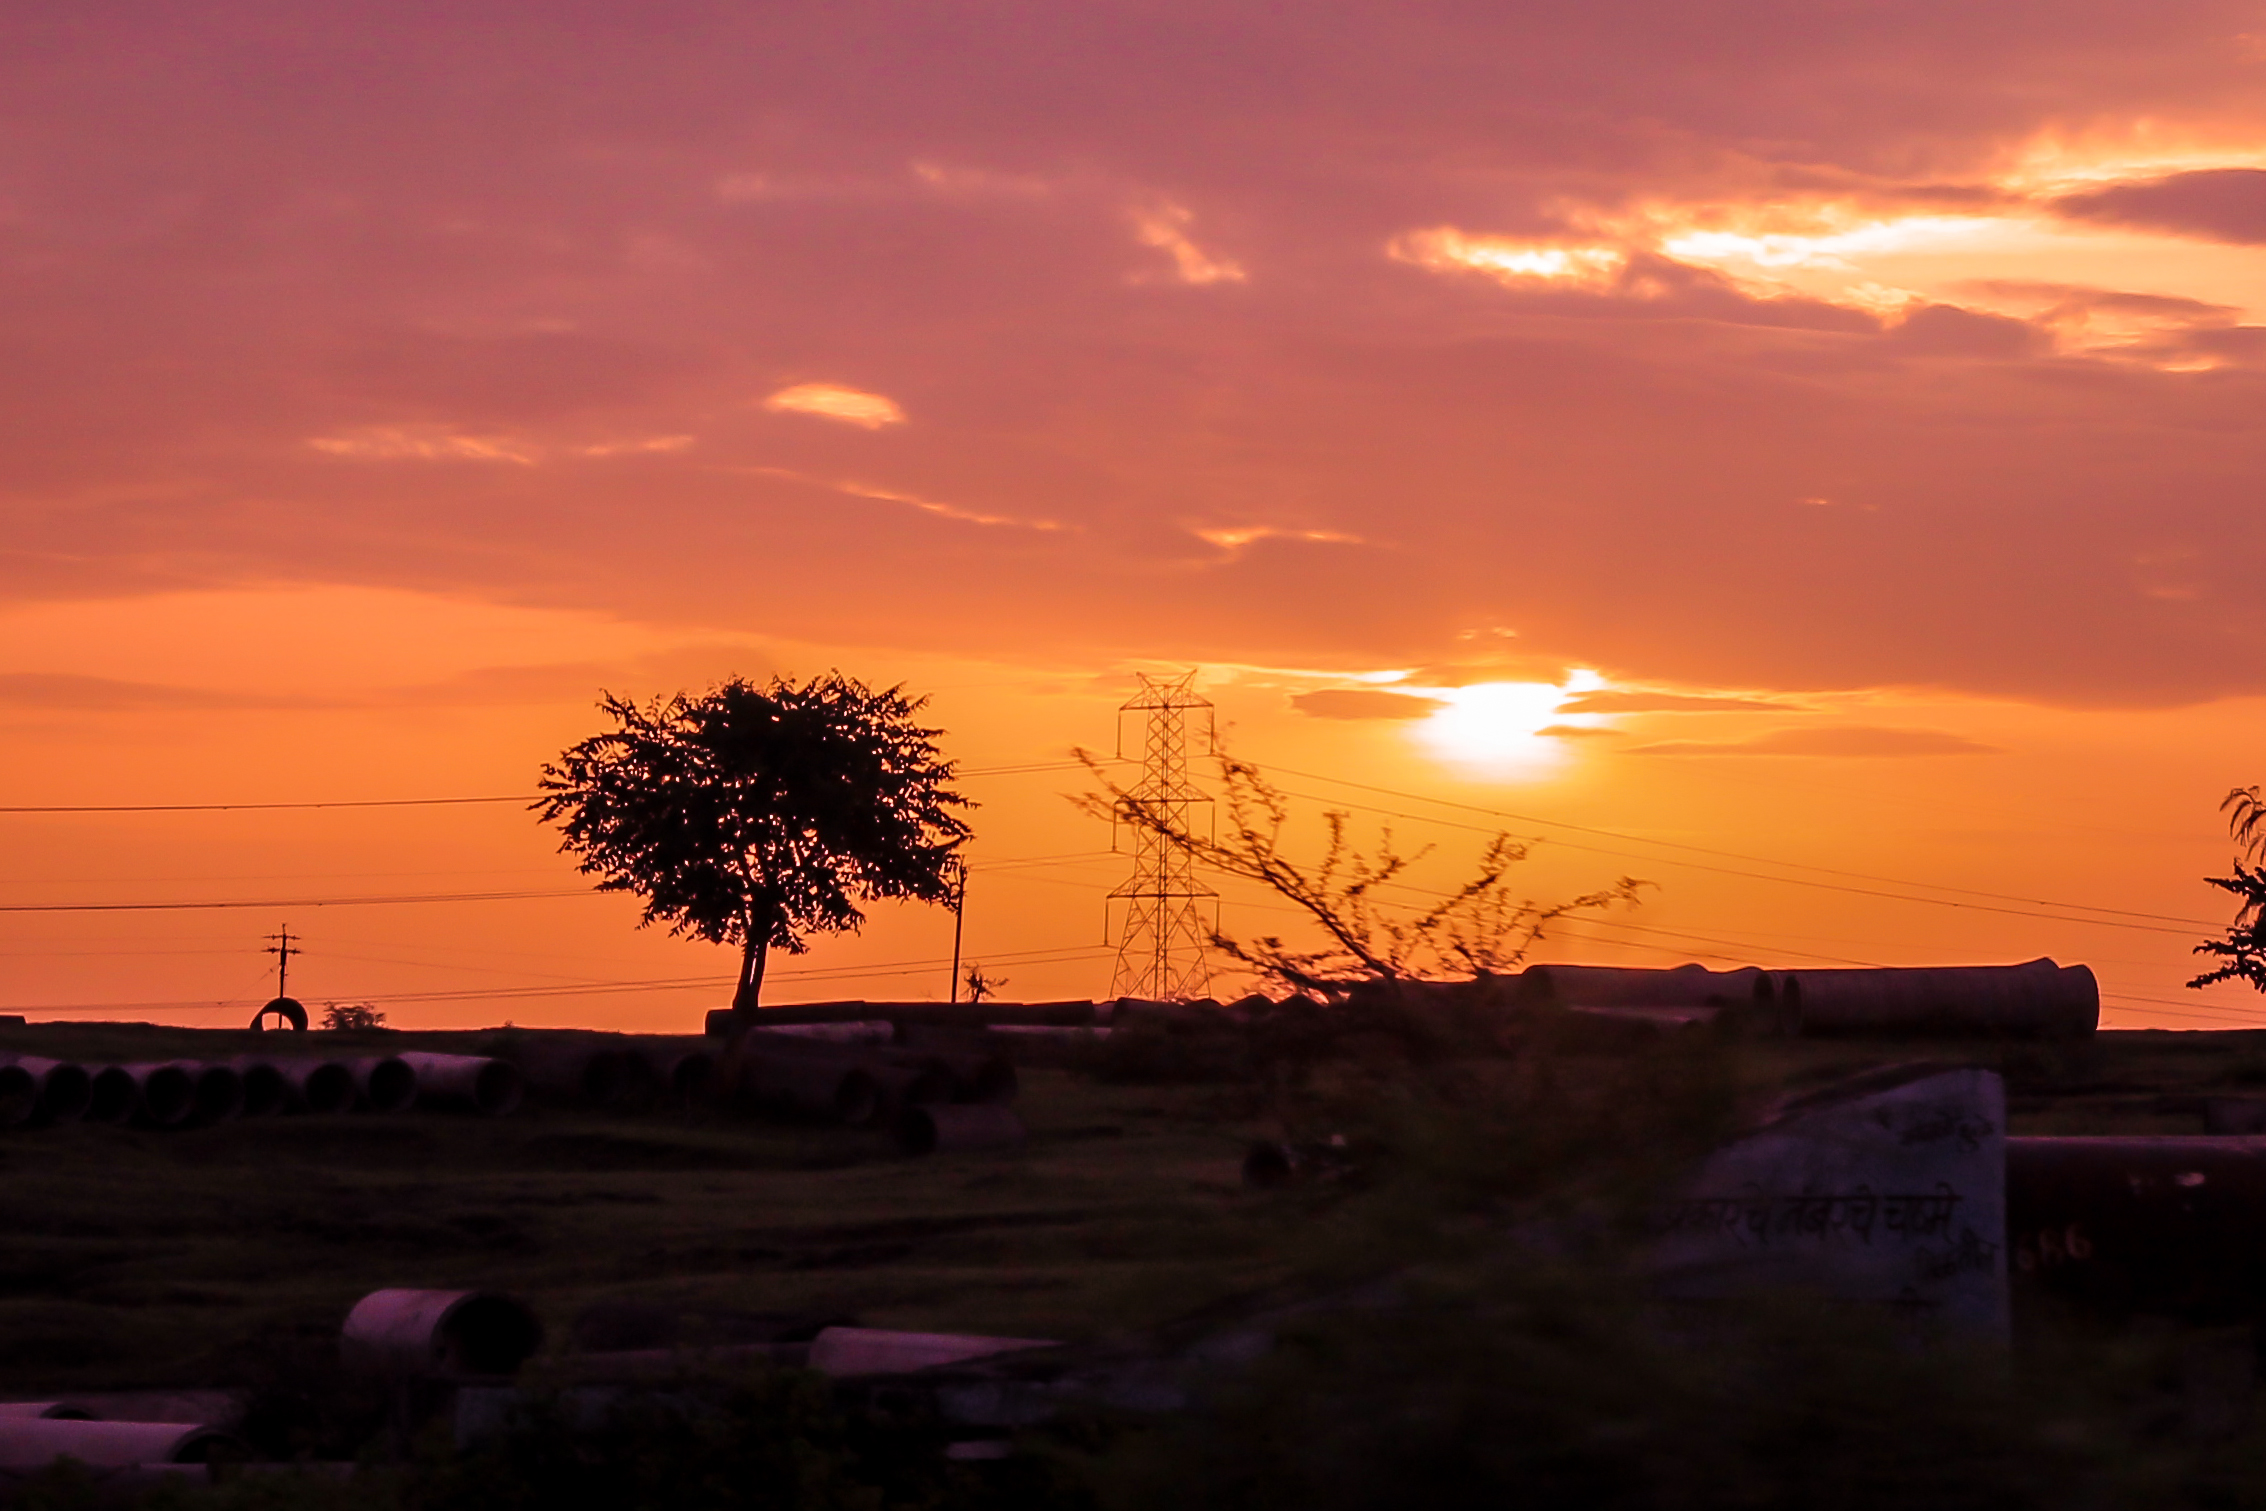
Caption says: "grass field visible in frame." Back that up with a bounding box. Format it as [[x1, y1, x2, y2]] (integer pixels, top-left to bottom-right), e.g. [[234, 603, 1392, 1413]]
[[6, 1017, 2266, 1507]]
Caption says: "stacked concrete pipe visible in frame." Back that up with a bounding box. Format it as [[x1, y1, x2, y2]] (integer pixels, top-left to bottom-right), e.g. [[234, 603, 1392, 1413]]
[[510, 1037, 663, 1112], [0, 1057, 93, 1126], [396, 1053, 524, 1117], [1779, 959, 2098, 1039], [346, 1056, 418, 1114], [1518, 963, 1777, 1017]]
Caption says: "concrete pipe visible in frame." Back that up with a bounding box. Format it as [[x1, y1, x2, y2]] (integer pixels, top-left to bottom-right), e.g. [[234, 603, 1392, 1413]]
[[804, 1326, 1057, 1376], [742, 1050, 880, 1124], [227, 1060, 290, 1118], [892, 1103, 1027, 1156], [340, 1288, 543, 1379], [181, 1063, 244, 1126], [625, 1037, 717, 1103], [0, 1417, 242, 1468], [347, 1056, 417, 1114], [510, 1040, 659, 1112], [1781, 959, 2098, 1039], [0, 1064, 37, 1128], [1, 1058, 92, 1126], [397, 1053, 524, 1117], [892, 1048, 1017, 1106], [85, 1067, 140, 1125], [257, 1058, 358, 1115], [0, 1404, 95, 1420], [2007, 1136, 2266, 1320], [1518, 963, 1774, 1011], [862, 1063, 956, 1124], [117, 1063, 198, 1128]]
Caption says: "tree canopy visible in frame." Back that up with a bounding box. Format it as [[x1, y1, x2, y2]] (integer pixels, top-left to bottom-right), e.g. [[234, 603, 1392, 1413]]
[[536, 674, 972, 1011], [2192, 785, 2266, 994]]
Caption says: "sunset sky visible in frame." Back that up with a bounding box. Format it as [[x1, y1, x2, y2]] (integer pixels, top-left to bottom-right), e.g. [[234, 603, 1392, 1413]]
[[5, 2, 2265, 1030]]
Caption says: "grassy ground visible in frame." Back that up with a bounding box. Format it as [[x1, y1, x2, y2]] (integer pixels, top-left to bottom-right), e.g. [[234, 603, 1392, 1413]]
[[0, 1023, 2261, 1413], [8, 1019, 2266, 1506], [0, 1023, 1287, 1398]]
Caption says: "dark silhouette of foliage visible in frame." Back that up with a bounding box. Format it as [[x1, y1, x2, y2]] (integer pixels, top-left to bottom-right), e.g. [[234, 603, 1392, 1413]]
[[2192, 785, 2266, 993], [537, 674, 972, 1011], [1076, 748, 1647, 995], [322, 1003, 387, 1031]]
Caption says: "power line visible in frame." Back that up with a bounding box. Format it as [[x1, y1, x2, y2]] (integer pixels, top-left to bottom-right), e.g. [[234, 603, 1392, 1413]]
[[1265, 782, 2211, 939], [1264, 763, 2222, 929], [0, 888, 594, 914], [0, 795, 533, 815], [0, 756, 1129, 816]]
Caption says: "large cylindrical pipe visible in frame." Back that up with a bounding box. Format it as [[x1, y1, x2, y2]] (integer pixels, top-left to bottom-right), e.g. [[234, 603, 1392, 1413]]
[[1517, 963, 1773, 1010], [0, 1058, 92, 1126], [86, 1066, 139, 1125], [2008, 1136, 2266, 1319], [862, 1063, 956, 1124], [117, 1063, 197, 1128], [181, 1063, 244, 1126], [625, 1037, 717, 1103], [509, 1040, 659, 1112], [0, 1404, 95, 1421], [804, 1326, 1056, 1376], [251, 1058, 358, 1115], [340, 1289, 543, 1378], [397, 1053, 523, 1117], [0, 1417, 241, 1468], [346, 1056, 417, 1114], [892, 1103, 1027, 1156], [226, 1060, 291, 1118], [0, 1064, 37, 1128], [739, 1049, 880, 1124], [905, 1049, 1017, 1106], [1783, 959, 2097, 1039]]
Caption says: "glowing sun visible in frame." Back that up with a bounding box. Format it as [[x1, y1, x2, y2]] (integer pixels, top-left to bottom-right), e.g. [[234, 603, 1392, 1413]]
[[1415, 674, 1601, 766]]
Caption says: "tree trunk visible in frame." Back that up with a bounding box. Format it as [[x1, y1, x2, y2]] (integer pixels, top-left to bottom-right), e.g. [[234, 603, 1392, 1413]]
[[733, 936, 769, 1016]]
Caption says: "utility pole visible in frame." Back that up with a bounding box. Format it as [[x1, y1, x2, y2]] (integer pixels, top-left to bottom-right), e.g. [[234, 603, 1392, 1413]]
[[947, 858, 967, 1003], [264, 925, 301, 1000], [1107, 671, 1216, 1001]]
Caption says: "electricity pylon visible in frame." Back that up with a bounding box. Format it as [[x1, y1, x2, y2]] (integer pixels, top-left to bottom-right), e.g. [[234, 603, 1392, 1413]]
[[1107, 672, 1215, 1000]]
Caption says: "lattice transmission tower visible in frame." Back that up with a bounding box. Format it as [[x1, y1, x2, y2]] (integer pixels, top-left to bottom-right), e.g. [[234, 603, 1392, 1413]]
[[1107, 672, 1216, 1001]]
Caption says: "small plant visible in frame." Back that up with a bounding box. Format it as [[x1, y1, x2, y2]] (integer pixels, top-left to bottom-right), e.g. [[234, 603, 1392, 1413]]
[[321, 1002, 387, 1031], [963, 963, 1006, 1003]]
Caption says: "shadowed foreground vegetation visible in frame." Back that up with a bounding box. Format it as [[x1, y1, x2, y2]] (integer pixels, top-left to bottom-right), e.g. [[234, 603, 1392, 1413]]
[[6, 1014, 2266, 1507]]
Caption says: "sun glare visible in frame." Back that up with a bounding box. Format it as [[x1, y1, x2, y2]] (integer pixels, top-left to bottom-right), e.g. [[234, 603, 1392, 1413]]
[[1415, 676, 1598, 767]]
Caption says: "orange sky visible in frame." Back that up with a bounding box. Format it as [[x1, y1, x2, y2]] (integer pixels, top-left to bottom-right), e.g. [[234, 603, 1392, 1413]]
[[4, 5, 2265, 1029]]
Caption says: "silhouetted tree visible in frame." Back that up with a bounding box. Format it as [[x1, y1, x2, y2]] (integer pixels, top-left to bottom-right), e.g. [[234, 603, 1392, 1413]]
[[1076, 748, 1647, 996], [2192, 785, 2266, 994], [538, 675, 972, 1014]]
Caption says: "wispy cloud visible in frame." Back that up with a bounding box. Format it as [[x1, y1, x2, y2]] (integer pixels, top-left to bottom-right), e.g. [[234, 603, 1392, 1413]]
[[307, 426, 538, 464], [736, 465, 1062, 532], [762, 383, 906, 429], [1132, 203, 1246, 285], [1194, 525, 1362, 553], [1628, 726, 2000, 757], [1290, 688, 1447, 720]]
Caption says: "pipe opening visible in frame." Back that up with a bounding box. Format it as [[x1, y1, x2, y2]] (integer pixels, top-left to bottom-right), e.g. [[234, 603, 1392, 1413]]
[[440, 1295, 545, 1376], [238, 1063, 289, 1118], [357, 1058, 416, 1114], [187, 1065, 244, 1124], [0, 1066, 37, 1128], [87, 1067, 138, 1124], [302, 1062, 358, 1115], [136, 1065, 195, 1127], [36, 1063, 92, 1124]]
